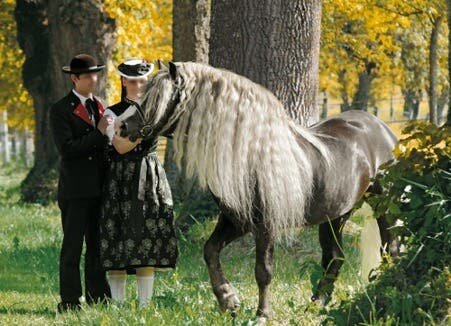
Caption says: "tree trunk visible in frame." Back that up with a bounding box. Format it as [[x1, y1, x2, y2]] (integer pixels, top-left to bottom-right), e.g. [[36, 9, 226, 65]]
[[338, 69, 352, 112], [173, 0, 210, 64], [15, 0, 115, 203], [447, 0, 451, 125], [436, 87, 449, 125], [1, 110, 10, 165], [168, 0, 216, 227], [350, 61, 376, 111], [209, 0, 323, 126], [11, 129, 17, 159], [428, 15, 443, 125], [21, 129, 28, 166], [321, 91, 328, 119], [402, 89, 422, 120]]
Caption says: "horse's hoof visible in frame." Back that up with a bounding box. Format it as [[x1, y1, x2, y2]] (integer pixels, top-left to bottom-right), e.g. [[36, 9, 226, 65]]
[[222, 293, 240, 312], [215, 284, 240, 314], [311, 294, 329, 306], [256, 308, 273, 322]]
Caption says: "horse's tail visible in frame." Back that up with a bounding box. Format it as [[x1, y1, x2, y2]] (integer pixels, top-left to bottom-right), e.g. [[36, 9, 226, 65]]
[[359, 216, 382, 282]]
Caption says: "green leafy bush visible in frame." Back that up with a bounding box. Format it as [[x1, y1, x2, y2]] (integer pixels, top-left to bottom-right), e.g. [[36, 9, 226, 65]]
[[326, 121, 450, 325]]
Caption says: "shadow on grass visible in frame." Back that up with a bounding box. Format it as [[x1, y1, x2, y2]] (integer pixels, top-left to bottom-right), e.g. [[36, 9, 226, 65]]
[[0, 244, 59, 294], [0, 306, 55, 318]]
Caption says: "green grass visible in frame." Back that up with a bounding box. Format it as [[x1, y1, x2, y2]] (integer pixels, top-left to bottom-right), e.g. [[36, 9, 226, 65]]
[[0, 167, 373, 325]]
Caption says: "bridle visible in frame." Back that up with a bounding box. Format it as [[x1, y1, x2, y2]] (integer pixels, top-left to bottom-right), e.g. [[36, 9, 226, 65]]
[[134, 76, 183, 140]]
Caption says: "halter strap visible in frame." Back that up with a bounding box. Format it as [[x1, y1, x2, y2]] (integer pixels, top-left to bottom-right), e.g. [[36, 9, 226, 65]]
[[138, 77, 183, 139]]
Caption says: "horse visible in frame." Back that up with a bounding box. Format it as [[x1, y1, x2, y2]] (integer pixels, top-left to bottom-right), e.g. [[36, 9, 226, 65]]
[[115, 61, 399, 320]]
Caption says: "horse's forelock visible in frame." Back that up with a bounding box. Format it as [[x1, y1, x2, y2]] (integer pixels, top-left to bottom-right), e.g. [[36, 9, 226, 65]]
[[141, 69, 177, 129]]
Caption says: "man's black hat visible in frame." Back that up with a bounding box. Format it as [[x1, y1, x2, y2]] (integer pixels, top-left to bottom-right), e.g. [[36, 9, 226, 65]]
[[62, 54, 105, 74]]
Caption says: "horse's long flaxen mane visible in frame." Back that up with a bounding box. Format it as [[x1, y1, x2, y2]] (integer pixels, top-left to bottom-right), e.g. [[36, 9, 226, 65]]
[[143, 62, 332, 237]]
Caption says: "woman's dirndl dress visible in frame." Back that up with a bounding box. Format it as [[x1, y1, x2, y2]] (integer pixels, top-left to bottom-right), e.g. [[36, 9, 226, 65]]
[[99, 99, 178, 273]]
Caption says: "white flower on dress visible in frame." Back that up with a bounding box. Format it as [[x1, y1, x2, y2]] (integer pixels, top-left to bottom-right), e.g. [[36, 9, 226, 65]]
[[101, 239, 109, 250], [125, 239, 134, 249], [106, 219, 115, 230], [146, 219, 156, 230]]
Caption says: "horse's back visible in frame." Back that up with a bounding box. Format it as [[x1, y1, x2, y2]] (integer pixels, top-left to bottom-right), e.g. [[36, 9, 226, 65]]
[[312, 110, 397, 163], [304, 111, 397, 225]]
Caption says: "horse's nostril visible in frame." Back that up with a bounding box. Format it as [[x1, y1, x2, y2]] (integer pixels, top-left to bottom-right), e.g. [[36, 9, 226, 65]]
[[120, 121, 127, 130]]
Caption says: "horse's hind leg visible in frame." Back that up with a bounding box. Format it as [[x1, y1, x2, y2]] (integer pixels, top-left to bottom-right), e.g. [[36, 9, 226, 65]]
[[254, 221, 274, 320], [376, 216, 399, 258], [368, 180, 400, 257], [204, 212, 248, 315], [312, 213, 350, 305]]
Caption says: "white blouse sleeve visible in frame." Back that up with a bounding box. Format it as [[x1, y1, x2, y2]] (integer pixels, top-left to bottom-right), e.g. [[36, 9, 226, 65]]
[[104, 109, 117, 143]]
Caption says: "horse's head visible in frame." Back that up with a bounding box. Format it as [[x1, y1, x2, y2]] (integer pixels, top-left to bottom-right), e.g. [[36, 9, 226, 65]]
[[115, 61, 183, 141]]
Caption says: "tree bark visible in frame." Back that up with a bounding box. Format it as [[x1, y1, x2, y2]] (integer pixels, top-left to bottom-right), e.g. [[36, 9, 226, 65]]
[[168, 0, 216, 226], [15, 0, 115, 203], [428, 15, 443, 125], [173, 0, 210, 63], [209, 0, 323, 126]]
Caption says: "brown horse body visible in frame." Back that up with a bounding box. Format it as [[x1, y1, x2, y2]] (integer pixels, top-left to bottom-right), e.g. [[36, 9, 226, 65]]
[[117, 62, 399, 320], [305, 110, 397, 225], [204, 110, 398, 318]]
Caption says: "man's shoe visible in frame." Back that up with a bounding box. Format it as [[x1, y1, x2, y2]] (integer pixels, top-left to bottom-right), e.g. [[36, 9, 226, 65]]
[[57, 301, 81, 313]]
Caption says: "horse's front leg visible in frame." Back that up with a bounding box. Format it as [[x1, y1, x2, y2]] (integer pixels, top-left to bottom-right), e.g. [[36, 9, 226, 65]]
[[254, 222, 275, 320], [204, 212, 247, 316]]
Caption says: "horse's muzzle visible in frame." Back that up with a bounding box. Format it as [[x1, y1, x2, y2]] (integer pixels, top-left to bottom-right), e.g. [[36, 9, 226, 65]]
[[119, 121, 129, 138]]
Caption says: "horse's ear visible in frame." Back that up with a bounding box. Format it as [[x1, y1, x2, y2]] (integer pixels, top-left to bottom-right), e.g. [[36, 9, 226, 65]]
[[157, 59, 167, 70], [169, 61, 178, 80]]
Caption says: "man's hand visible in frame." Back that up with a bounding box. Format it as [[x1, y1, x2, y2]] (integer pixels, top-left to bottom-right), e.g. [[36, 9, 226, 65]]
[[97, 115, 113, 135]]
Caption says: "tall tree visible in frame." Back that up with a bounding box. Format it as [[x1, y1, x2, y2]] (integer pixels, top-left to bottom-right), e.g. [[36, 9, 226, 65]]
[[210, 0, 322, 126], [375, 0, 448, 124], [166, 0, 217, 226], [428, 15, 444, 125], [0, 0, 34, 166], [321, 0, 407, 114], [448, 0, 451, 125], [15, 0, 115, 203]]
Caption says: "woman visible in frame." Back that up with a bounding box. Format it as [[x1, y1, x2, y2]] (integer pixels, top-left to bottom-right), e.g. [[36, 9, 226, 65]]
[[99, 59, 178, 308]]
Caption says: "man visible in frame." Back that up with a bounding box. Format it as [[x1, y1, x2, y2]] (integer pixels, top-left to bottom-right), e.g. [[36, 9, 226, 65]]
[[50, 54, 112, 312]]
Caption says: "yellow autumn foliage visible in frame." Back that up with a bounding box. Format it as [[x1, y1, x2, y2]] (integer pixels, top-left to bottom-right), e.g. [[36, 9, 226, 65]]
[[321, 0, 449, 109], [0, 0, 34, 131], [103, 0, 172, 105]]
